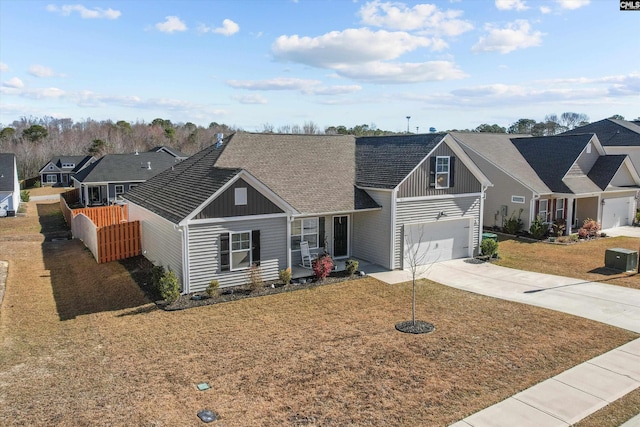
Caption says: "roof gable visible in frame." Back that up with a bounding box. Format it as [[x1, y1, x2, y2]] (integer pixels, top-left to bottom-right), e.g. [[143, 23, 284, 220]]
[[355, 133, 445, 189]]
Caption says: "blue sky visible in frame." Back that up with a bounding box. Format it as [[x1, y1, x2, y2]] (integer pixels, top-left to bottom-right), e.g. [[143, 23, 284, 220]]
[[1, 0, 638, 132]]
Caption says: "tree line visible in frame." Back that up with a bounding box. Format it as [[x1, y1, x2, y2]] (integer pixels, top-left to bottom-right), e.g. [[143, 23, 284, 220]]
[[0, 112, 626, 180]]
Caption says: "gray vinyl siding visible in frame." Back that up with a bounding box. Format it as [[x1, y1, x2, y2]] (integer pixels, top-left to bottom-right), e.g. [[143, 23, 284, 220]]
[[393, 195, 481, 269], [127, 202, 184, 288], [352, 190, 393, 269], [463, 149, 535, 229], [195, 178, 284, 219], [568, 142, 600, 177], [187, 216, 287, 291], [398, 143, 481, 198]]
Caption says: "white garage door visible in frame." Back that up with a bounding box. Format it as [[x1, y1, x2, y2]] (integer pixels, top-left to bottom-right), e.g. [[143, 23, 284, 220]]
[[602, 197, 634, 229], [403, 218, 472, 268]]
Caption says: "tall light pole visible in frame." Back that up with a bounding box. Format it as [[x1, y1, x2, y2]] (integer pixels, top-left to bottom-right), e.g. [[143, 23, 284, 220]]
[[406, 116, 411, 134]]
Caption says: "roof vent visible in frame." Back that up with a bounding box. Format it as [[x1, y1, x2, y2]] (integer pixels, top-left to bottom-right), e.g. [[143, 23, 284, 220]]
[[215, 133, 224, 148], [147, 161, 151, 170], [135, 150, 139, 155]]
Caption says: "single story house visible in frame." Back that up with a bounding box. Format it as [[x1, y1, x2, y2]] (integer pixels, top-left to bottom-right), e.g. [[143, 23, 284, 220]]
[[72, 151, 182, 206], [452, 132, 640, 232], [39, 155, 95, 187], [0, 153, 20, 216], [124, 132, 491, 293]]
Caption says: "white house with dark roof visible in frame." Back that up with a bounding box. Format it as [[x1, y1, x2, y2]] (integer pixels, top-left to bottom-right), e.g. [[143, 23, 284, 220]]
[[124, 132, 491, 293], [453, 132, 640, 232], [39, 155, 95, 187], [72, 151, 182, 206], [0, 153, 20, 216]]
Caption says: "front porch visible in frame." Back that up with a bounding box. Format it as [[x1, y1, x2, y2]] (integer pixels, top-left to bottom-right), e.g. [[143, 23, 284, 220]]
[[291, 257, 389, 280]]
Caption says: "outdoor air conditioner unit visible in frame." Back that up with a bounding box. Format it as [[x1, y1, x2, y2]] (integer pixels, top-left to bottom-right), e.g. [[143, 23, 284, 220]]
[[605, 248, 638, 272]]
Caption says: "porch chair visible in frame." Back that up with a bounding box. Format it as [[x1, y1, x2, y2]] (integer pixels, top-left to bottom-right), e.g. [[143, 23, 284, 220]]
[[300, 241, 318, 269]]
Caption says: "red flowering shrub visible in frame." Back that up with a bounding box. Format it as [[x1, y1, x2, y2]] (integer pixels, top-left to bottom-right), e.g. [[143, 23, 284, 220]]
[[312, 254, 334, 281], [578, 218, 601, 239]]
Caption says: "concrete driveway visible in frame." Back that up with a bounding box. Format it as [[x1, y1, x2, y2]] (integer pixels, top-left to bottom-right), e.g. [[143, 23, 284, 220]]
[[603, 226, 640, 238], [371, 259, 640, 333]]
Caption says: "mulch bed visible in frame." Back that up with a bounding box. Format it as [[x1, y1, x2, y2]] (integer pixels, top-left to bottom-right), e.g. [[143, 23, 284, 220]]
[[120, 255, 364, 311]]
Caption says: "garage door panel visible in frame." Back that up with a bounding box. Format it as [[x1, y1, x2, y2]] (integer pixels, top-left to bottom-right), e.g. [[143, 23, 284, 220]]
[[403, 219, 472, 268], [602, 197, 633, 229]]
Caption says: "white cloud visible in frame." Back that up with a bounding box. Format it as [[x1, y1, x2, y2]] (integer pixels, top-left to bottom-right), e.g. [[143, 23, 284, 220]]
[[29, 65, 56, 77], [306, 85, 362, 95], [495, 0, 529, 11], [334, 60, 467, 83], [273, 28, 437, 68], [555, 0, 590, 10], [233, 94, 268, 104], [540, 6, 552, 13], [155, 16, 187, 33], [359, 1, 473, 36], [215, 19, 240, 36], [227, 78, 322, 91], [46, 4, 121, 19], [0, 63, 9, 72], [2, 78, 24, 88], [0, 86, 65, 99], [472, 20, 543, 54]]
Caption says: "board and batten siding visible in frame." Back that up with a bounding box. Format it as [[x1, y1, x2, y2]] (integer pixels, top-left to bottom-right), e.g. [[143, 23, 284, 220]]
[[352, 189, 393, 269], [127, 202, 184, 288], [393, 195, 481, 269], [195, 178, 284, 219], [397, 143, 481, 198], [187, 216, 287, 291]]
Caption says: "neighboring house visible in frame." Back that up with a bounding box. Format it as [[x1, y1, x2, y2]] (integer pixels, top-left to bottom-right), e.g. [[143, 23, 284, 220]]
[[72, 151, 182, 206], [562, 118, 640, 173], [0, 153, 20, 216], [453, 132, 640, 232], [148, 146, 189, 160], [39, 155, 95, 187], [123, 132, 490, 293]]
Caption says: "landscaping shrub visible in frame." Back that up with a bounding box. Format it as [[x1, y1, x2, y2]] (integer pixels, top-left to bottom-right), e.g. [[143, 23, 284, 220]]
[[312, 254, 334, 281], [33, 180, 41, 188], [158, 270, 180, 304], [345, 259, 359, 276], [247, 264, 263, 292], [20, 190, 30, 202], [206, 280, 220, 298], [278, 267, 292, 285], [578, 218, 600, 239], [552, 218, 566, 237], [529, 215, 547, 240], [151, 265, 165, 290], [636, 210, 640, 224], [480, 238, 499, 258], [503, 209, 523, 235]]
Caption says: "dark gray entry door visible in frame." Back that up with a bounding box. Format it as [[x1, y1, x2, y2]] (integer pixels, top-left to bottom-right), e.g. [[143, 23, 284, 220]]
[[333, 216, 348, 257]]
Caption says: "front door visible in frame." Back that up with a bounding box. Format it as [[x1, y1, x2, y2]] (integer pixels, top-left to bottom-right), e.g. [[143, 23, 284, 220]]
[[333, 216, 348, 258]]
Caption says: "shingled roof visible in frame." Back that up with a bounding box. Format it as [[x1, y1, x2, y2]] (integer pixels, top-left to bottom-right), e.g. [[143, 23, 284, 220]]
[[562, 119, 640, 147], [0, 153, 16, 192], [355, 133, 445, 189], [125, 133, 380, 223], [124, 143, 240, 224], [73, 151, 180, 183], [42, 155, 93, 173], [587, 155, 627, 190], [511, 134, 594, 193]]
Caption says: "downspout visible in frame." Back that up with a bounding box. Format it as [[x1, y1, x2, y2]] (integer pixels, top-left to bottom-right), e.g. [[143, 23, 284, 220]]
[[390, 187, 398, 269], [180, 225, 190, 295], [530, 193, 540, 230], [478, 185, 487, 255], [286, 214, 292, 269]]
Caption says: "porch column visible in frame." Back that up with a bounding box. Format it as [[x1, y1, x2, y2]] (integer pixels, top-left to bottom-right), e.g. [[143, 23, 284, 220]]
[[565, 197, 574, 235]]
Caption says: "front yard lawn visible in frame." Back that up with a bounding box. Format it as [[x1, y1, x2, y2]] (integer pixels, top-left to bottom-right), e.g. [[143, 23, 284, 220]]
[[1, 202, 637, 426], [495, 235, 640, 290]]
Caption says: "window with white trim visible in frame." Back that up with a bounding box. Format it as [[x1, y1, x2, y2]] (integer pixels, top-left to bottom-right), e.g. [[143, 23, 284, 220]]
[[555, 199, 564, 219], [291, 217, 318, 250], [231, 231, 251, 270], [235, 187, 247, 206], [62, 163, 75, 168], [538, 199, 549, 222], [435, 156, 450, 189], [46, 175, 57, 183], [511, 195, 525, 204], [114, 185, 125, 196]]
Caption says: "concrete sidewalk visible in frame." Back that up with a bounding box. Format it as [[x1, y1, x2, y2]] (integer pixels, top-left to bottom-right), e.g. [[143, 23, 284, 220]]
[[370, 260, 640, 426]]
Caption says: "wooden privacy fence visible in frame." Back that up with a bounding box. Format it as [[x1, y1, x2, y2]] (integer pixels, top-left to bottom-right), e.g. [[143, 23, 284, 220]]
[[60, 190, 140, 264]]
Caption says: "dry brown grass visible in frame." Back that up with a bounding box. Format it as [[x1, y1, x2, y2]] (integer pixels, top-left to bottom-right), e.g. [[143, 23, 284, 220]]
[[24, 186, 70, 196], [0, 204, 638, 426], [496, 236, 640, 290]]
